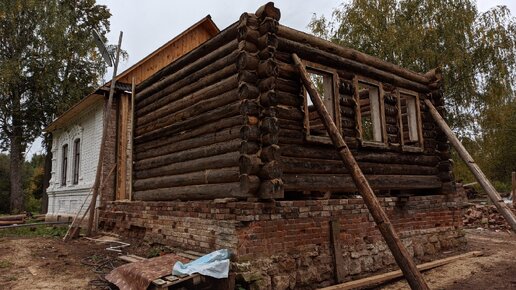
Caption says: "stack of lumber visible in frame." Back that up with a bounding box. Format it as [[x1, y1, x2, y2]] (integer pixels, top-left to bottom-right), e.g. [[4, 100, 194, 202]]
[[0, 214, 26, 226]]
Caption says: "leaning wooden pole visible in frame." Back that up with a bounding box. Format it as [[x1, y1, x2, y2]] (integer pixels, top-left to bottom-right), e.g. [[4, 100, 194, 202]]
[[424, 99, 516, 232], [292, 53, 429, 290], [86, 31, 123, 236]]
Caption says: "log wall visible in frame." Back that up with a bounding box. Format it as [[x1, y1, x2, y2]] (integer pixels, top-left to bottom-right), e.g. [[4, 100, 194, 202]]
[[131, 22, 254, 201], [130, 3, 452, 201], [274, 24, 448, 196]]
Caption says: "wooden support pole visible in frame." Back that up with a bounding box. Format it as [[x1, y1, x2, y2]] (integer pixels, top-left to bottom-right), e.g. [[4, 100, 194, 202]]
[[512, 172, 515, 208], [424, 99, 516, 232], [292, 53, 429, 290], [86, 31, 123, 236]]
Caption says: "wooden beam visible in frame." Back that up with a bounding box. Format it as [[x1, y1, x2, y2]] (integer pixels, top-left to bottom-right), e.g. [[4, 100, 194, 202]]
[[319, 251, 483, 290], [424, 99, 516, 233], [87, 31, 123, 236], [116, 93, 129, 200], [512, 172, 515, 207], [292, 53, 429, 290]]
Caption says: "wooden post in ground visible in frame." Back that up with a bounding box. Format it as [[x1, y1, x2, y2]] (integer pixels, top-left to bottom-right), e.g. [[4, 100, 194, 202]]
[[424, 99, 516, 232], [86, 31, 123, 236], [292, 53, 429, 290], [512, 172, 515, 209]]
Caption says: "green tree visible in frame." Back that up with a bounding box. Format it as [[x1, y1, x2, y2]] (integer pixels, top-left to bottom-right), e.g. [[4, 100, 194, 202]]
[[309, 0, 516, 188], [0, 154, 9, 213], [0, 0, 112, 213]]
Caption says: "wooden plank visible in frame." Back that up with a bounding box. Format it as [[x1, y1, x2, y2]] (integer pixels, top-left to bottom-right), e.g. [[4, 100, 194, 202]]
[[319, 251, 483, 290], [116, 94, 130, 200], [425, 99, 516, 233], [330, 220, 345, 283], [293, 53, 429, 290]]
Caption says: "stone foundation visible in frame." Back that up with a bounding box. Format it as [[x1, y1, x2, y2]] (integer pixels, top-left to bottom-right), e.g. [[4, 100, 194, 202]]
[[99, 195, 465, 289]]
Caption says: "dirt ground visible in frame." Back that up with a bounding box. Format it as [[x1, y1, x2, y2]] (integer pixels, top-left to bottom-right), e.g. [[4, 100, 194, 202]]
[[0, 229, 515, 290], [380, 229, 516, 290]]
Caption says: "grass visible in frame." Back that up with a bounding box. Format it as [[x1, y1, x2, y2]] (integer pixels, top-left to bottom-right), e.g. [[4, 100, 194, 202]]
[[0, 259, 12, 268], [0, 225, 68, 238]]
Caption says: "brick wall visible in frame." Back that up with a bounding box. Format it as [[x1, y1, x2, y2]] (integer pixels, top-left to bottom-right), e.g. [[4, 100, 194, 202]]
[[99, 195, 465, 289], [100, 98, 118, 204]]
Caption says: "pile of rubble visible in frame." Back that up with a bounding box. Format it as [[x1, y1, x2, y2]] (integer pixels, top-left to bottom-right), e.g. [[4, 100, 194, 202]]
[[462, 204, 515, 231]]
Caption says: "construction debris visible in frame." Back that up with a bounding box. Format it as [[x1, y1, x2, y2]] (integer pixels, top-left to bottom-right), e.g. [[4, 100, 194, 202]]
[[463, 204, 516, 231]]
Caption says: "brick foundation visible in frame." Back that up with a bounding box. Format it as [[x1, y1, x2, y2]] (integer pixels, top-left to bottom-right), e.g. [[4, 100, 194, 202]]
[[99, 195, 465, 289]]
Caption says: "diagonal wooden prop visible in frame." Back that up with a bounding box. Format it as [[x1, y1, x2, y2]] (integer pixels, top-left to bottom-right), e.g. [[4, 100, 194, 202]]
[[424, 99, 516, 233], [292, 53, 429, 290]]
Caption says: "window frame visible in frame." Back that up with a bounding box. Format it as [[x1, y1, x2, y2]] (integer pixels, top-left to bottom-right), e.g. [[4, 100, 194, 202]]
[[61, 144, 68, 186], [72, 138, 81, 185], [397, 88, 424, 152], [353, 76, 387, 148], [302, 61, 341, 144]]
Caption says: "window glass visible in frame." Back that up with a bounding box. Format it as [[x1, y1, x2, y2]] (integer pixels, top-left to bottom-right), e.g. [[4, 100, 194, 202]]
[[61, 144, 68, 186], [73, 139, 80, 184]]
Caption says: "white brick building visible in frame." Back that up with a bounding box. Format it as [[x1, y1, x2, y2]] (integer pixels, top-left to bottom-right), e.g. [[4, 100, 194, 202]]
[[46, 96, 105, 220]]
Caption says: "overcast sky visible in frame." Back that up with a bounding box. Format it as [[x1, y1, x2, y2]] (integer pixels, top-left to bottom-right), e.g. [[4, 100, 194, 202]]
[[25, 0, 516, 158]]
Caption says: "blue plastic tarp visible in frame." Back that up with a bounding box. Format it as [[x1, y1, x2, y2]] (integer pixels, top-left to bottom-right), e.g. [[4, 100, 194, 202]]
[[172, 249, 230, 279]]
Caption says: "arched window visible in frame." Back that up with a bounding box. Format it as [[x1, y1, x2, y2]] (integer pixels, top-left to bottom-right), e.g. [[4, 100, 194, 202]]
[[73, 139, 81, 184], [61, 144, 68, 186]]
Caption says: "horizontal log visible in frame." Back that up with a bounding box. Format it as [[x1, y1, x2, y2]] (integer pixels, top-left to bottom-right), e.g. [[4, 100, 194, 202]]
[[277, 117, 303, 131], [283, 174, 442, 192], [133, 181, 255, 201], [0, 214, 26, 221], [135, 139, 242, 171], [135, 126, 241, 162], [137, 22, 238, 92], [276, 105, 304, 121], [277, 25, 431, 85], [135, 116, 243, 155], [138, 75, 238, 127], [135, 151, 240, 180], [280, 144, 440, 166], [137, 64, 238, 116], [277, 77, 301, 94], [133, 167, 240, 191], [135, 101, 241, 143], [0, 220, 25, 226], [276, 91, 302, 107], [136, 88, 239, 136], [277, 37, 430, 93], [281, 157, 438, 175], [138, 43, 238, 107]]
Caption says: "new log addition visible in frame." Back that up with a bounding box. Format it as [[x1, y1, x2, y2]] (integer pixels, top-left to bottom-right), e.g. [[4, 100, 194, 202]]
[[293, 53, 429, 290]]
